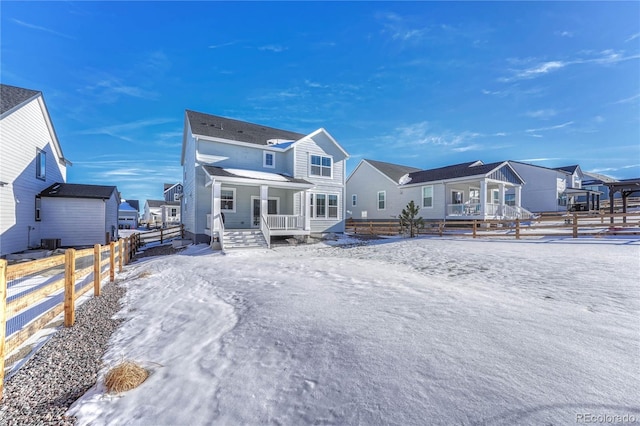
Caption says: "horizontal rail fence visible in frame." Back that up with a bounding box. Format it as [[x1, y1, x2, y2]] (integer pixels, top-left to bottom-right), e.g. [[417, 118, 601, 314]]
[[137, 224, 184, 246], [346, 212, 640, 239], [0, 236, 138, 398]]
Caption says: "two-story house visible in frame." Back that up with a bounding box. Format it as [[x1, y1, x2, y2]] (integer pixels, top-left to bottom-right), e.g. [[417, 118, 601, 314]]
[[0, 84, 71, 256], [181, 110, 349, 249]]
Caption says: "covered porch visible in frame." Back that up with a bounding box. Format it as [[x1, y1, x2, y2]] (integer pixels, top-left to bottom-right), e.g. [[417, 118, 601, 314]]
[[445, 180, 529, 220], [202, 166, 314, 248]]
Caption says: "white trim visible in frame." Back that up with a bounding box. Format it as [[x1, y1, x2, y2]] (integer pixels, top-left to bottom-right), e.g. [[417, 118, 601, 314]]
[[220, 187, 236, 213], [263, 151, 276, 169], [250, 196, 280, 228], [295, 128, 349, 158], [309, 153, 333, 179], [309, 191, 341, 220], [377, 190, 386, 210]]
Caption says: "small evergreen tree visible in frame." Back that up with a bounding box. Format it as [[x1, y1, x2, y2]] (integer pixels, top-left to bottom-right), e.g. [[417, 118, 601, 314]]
[[399, 200, 424, 238]]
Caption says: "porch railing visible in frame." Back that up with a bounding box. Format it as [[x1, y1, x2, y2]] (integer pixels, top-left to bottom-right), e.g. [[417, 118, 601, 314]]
[[260, 214, 271, 249], [447, 203, 532, 219], [266, 214, 304, 230]]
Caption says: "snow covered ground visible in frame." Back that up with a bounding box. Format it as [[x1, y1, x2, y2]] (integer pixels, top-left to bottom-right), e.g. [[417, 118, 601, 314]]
[[69, 236, 640, 425]]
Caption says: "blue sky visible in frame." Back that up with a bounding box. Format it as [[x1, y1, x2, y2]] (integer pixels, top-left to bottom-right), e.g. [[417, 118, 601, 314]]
[[2, 1, 639, 205]]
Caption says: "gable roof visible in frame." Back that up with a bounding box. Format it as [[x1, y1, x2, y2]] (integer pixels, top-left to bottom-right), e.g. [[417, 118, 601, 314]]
[[186, 110, 305, 146], [361, 159, 422, 184], [125, 199, 140, 211], [405, 161, 524, 185], [0, 84, 41, 116], [164, 183, 182, 192], [555, 165, 580, 174], [202, 165, 313, 186], [146, 199, 166, 208], [39, 183, 118, 199]]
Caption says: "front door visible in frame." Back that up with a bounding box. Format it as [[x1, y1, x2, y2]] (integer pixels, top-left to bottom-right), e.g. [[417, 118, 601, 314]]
[[251, 197, 279, 228]]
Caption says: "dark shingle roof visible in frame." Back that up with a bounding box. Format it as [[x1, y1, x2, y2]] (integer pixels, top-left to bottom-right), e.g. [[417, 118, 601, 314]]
[[126, 199, 140, 211], [202, 165, 312, 185], [39, 183, 118, 199], [405, 161, 486, 184], [555, 165, 579, 174], [364, 159, 422, 183], [1, 84, 41, 115], [186, 110, 305, 146]]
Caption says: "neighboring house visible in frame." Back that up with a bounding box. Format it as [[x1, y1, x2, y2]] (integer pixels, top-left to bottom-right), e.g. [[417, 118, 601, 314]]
[[347, 159, 527, 222], [38, 183, 119, 247], [508, 162, 601, 213], [118, 200, 139, 229], [161, 201, 181, 227], [164, 183, 183, 202], [181, 110, 349, 247], [0, 84, 71, 256], [143, 200, 163, 227]]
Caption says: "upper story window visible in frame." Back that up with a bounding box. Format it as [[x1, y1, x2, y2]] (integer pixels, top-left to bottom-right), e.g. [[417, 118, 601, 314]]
[[35, 196, 41, 221], [377, 191, 386, 210], [36, 149, 46, 180], [263, 151, 275, 169], [310, 154, 332, 178], [422, 186, 433, 208]]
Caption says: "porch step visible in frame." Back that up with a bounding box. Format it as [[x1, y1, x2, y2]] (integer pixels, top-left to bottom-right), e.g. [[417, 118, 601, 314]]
[[223, 229, 269, 250]]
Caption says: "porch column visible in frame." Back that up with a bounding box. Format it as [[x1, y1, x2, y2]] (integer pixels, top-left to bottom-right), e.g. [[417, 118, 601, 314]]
[[260, 185, 268, 221], [212, 181, 221, 231], [499, 183, 506, 216], [301, 190, 311, 231], [480, 180, 487, 217], [515, 186, 522, 208]]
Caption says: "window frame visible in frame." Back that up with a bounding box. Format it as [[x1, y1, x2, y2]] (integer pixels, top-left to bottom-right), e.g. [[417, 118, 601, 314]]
[[309, 154, 333, 179], [352, 194, 357, 207], [35, 196, 41, 221], [309, 192, 340, 220], [36, 149, 46, 181], [263, 151, 276, 169], [328, 194, 338, 219], [220, 187, 236, 212], [422, 186, 433, 209], [377, 191, 386, 210]]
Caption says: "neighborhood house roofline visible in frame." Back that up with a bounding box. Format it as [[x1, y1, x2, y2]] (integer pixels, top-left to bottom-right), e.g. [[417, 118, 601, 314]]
[[38, 183, 118, 199], [0, 84, 71, 166], [347, 159, 422, 185], [400, 161, 525, 187], [509, 160, 572, 175]]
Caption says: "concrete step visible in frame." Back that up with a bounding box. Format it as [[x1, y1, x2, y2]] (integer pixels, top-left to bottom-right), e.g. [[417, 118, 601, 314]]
[[223, 229, 268, 249]]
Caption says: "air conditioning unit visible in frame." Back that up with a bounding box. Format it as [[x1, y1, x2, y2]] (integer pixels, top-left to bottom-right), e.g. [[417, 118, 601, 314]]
[[41, 238, 61, 250]]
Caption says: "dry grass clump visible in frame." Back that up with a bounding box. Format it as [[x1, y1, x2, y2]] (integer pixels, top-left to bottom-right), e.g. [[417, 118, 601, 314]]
[[104, 361, 149, 393]]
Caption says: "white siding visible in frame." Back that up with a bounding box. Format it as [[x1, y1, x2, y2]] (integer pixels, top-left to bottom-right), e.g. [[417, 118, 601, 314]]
[[182, 127, 197, 238], [509, 163, 567, 213], [0, 96, 67, 255], [198, 139, 291, 176], [104, 192, 119, 240], [40, 198, 106, 247]]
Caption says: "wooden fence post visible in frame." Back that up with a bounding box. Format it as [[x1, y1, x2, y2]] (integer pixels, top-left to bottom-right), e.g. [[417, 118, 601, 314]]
[[472, 220, 477, 239], [515, 219, 521, 240], [109, 242, 115, 282], [0, 259, 8, 399], [160, 228, 164, 244], [181, 224, 185, 238], [64, 248, 76, 327], [439, 222, 443, 237], [573, 213, 578, 238], [94, 244, 101, 297], [118, 239, 123, 273]]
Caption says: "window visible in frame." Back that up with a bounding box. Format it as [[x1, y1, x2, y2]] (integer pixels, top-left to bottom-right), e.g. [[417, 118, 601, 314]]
[[310, 155, 332, 177], [173, 193, 180, 201], [35, 196, 41, 221], [36, 149, 46, 180], [505, 194, 516, 207], [263, 151, 275, 168], [170, 208, 177, 216], [310, 193, 340, 219], [422, 186, 433, 208], [377, 191, 386, 210], [469, 188, 480, 204], [492, 189, 500, 204], [558, 193, 567, 206], [352, 194, 357, 207], [316, 194, 326, 217], [221, 188, 236, 212], [452, 191, 464, 204], [328, 195, 338, 218]]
